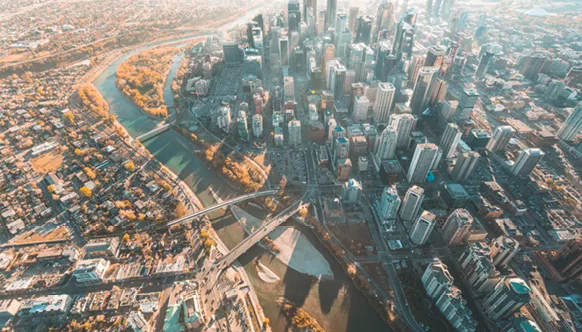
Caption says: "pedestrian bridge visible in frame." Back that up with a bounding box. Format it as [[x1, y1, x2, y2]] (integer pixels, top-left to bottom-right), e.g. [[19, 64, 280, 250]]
[[166, 190, 277, 227]]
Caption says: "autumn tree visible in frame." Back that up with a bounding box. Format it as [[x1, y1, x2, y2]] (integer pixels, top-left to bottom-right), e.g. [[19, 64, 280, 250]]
[[124, 161, 135, 172], [63, 112, 75, 124], [80, 186, 92, 198]]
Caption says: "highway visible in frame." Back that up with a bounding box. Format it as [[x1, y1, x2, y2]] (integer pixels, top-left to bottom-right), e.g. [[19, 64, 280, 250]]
[[166, 189, 276, 226]]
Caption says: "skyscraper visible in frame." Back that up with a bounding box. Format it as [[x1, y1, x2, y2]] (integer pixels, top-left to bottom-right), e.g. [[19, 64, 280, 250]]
[[429, 78, 448, 107], [475, 50, 495, 79], [375, 125, 398, 161], [373, 82, 396, 123], [237, 111, 249, 141], [252, 113, 263, 138], [410, 67, 439, 114], [325, 0, 337, 31], [288, 0, 301, 32], [223, 41, 241, 64], [321, 44, 335, 78], [392, 15, 415, 59], [407, 143, 441, 183], [284, 76, 295, 97], [482, 278, 531, 320], [288, 119, 302, 147], [348, 6, 359, 33], [333, 136, 350, 162], [425, 45, 446, 67], [550, 240, 582, 281], [459, 242, 501, 294], [440, 123, 462, 159], [389, 113, 417, 148], [355, 15, 373, 44], [486, 125, 515, 152], [399, 185, 425, 225], [279, 36, 290, 66], [373, 1, 395, 42], [511, 148, 545, 177], [451, 151, 480, 181], [334, 13, 352, 59], [557, 104, 582, 142], [331, 64, 347, 101], [410, 211, 436, 245], [352, 95, 369, 122], [379, 185, 401, 222], [442, 209, 473, 246], [489, 236, 519, 268]]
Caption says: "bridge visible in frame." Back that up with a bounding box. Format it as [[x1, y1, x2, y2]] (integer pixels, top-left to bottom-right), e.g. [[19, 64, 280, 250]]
[[135, 122, 171, 142], [166, 190, 276, 227], [208, 191, 311, 283]]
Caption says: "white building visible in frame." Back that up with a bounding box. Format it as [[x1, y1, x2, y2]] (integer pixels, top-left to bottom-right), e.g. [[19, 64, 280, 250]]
[[375, 125, 398, 160], [511, 148, 545, 177], [486, 125, 515, 152], [389, 113, 417, 148], [379, 185, 400, 223], [410, 211, 436, 245], [373, 82, 396, 123], [284, 76, 295, 97], [400, 185, 425, 225], [288, 119, 302, 147], [440, 123, 462, 159], [343, 179, 362, 203], [252, 113, 263, 138], [72, 258, 110, 283], [353, 95, 370, 122], [407, 143, 441, 183], [489, 236, 520, 268], [217, 106, 232, 133]]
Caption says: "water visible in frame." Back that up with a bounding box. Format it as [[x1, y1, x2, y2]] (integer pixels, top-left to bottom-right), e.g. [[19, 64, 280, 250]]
[[93, 39, 390, 332]]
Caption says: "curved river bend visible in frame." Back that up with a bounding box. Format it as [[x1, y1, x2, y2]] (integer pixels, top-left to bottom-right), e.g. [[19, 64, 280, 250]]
[[92, 40, 390, 332]]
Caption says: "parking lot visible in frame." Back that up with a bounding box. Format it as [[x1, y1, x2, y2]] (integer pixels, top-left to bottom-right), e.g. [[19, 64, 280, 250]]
[[267, 150, 308, 186]]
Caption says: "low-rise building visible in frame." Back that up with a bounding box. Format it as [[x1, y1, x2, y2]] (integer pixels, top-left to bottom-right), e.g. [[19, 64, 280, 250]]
[[72, 258, 110, 283]]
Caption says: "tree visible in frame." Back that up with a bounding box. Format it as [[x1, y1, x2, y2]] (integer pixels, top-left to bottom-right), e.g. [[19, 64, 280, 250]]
[[124, 161, 135, 172], [204, 239, 215, 249], [279, 175, 288, 189], [83, 167, 96, 180], [63, 112, 75, 124], [263, 318, 270, 328], [298, 208, 307, 218], [80, 186, 92, 198], [47, 185, 55, 193], [74, 148, 84, 156], [174, 202, 187, 218], [122, 233, 130, 244]]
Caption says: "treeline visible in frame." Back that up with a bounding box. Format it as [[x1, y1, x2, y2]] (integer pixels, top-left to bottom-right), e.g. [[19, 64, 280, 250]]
[[281, 303, 324, 332], [0, 30, 160, 77], [188, 132, 263, 193], [77, 84, 109, 118], [116, 47, 178, 118]]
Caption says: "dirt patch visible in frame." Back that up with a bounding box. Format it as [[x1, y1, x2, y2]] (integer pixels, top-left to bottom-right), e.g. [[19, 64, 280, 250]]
[[30, 150, 64, 174]]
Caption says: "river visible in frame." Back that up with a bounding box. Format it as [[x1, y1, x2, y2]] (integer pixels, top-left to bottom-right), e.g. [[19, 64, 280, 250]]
[[92, 36, 390, 332]]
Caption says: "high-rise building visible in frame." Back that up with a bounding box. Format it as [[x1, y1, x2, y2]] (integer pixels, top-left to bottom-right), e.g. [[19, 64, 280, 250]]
[[352, 95, 369, 122], [550, 239, 582, 281], [421, 259, 478, 332], [392, 15, 415, 59], [217, 105, 232, 133], [486, 126, 515, 152], [355, 15, 373, 44], [511, 148, 544, 177], [321, 44, 335, 78], [279, 36, 290, 66], [237, 111, 249, 141], [379, 185, 400, 222], [407, 143, 441, 183], [459, 242, 501, 294], [475, 50, 495, 79], [410, 67, 439, 114], [288, 119, 302, 147], [490, 236, 519, 268], [343, 178, 362, 203], [564, 66, 582, 88], [331, 63, 347, 101], [399, 185, 425, 225], [501, 318, 542, 332], [557, 104, 582, 142], [223, 41, 241, 64], [519, 54, 547, 80], [429, 78, 448, 107], [408, 55, 425, 86], [482, 278, 531, 320], [389, 113, 417, 148], [325, 0, 337, 30], [348, 7, 359, 33], [410, 211, 436, 245], [451, 151, 480, 181], [288, 0, 301, 32], [373, 82, 396, 123], [440, 123, 462, 159], [442, 209, 473, 246], [425, 45, 446, 67], [333, 136, 350, 162], [284, 76, 295, 97], [334, 14, 352, 59], [375, 125, 398, 161], [439, 100, 458, 121], [252, 113, 263, 138], [373, 1, 394, 43]]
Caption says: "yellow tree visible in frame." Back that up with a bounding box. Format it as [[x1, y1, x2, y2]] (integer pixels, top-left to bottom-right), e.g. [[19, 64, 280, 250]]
[[80, 186, 92, 198], [63, 112, 75, 124]]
